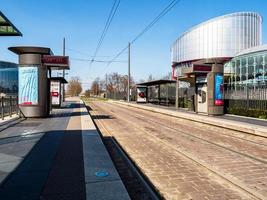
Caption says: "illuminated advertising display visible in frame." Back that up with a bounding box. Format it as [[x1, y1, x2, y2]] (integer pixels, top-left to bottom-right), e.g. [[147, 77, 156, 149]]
[[19, 66, 38, 105], [50, 81, 60, 106], [214, 74, 224, 106], [137, 87, 147, 103]]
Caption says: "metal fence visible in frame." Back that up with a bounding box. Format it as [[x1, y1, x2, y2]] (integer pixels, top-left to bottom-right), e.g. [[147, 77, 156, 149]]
[[0, 96, 19, 120], [224, 84, 267, 111]]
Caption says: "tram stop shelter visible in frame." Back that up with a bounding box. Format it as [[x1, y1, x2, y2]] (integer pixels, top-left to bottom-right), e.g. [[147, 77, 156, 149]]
[[50, 77, 68, 108], [0, 11, 22, 36], [136, 79, 176, 106], [9, 46, 70, 118]]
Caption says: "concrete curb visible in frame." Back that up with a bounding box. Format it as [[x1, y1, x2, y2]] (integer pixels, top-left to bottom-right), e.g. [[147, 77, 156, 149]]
[[80, 101, 130, 200], [112, 101, 267, 138]]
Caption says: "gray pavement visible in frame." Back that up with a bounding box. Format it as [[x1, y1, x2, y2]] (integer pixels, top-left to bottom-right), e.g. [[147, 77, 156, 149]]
[[81, 104, 130, 200], [0, 99, 130, 200]]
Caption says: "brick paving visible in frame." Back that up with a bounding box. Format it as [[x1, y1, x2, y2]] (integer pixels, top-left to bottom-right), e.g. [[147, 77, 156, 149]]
[[88, 101, 267, 200], [103, 136, 156, 200]]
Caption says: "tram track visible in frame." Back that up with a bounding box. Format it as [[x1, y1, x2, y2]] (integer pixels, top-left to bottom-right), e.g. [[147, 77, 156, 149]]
[[88, 106, 161, 200], [109, 102, 267, 162], [88, 101, 267, 200], [108, 104, 267, 164]]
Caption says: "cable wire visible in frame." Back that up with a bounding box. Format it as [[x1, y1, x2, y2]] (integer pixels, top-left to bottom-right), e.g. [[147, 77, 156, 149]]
[[91, 0, 121, 63], [107, 0, 180, 66]]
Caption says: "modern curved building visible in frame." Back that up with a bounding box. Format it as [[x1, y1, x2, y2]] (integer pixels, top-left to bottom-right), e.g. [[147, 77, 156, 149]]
[[172, 12, 262, 78], [171, 12, 263, 115], [0, 61, 18, 95]]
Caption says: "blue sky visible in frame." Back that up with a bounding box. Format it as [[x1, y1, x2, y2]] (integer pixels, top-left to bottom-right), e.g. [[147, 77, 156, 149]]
[[1, 0, 267, 89]]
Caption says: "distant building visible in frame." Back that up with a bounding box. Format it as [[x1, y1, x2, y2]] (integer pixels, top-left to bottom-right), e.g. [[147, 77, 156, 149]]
[[171, 12, 264, 114], [0, 61, 18, 96]]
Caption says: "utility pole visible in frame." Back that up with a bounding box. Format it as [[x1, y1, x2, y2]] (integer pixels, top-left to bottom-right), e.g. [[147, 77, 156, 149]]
[[175, 71, 179, 109], [62, 37, 66, 102], [127, 42, 131, 102], [105, 73, 108, 98]]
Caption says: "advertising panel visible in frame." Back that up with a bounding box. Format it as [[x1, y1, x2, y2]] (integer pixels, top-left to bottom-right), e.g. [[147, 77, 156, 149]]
[[137, 87, 147, 103], [19, 66, 38, 105], [214, 74, 224, 106], [50, 81, 60, 106]]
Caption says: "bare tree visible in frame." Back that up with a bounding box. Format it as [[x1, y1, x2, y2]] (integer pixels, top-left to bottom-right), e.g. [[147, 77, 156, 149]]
[[91, 78, 100, 95], [67, 77, 82, 96]]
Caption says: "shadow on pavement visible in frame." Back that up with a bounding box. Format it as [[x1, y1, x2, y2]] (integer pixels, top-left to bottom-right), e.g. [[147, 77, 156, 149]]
[[0, 130, 64, 199], [91, 115, 114, 120], [51, 111, 88, 118]]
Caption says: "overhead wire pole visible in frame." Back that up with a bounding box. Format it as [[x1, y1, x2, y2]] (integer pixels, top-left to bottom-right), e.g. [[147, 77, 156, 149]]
[[63, 37, 66, 102], [106, 73, 108, 98], [128, 42, 131, 102]]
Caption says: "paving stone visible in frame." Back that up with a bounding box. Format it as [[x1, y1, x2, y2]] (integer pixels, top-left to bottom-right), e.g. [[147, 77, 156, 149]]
[[89, 101, 264, 200]]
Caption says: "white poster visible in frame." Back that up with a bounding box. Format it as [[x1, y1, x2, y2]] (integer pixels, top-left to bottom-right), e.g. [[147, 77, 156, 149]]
[[51, 81, 60, 105], [137, 87, 147, 102]]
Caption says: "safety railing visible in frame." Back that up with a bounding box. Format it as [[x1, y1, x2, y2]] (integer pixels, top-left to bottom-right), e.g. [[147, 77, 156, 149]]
[[0, 96, 19, 120]]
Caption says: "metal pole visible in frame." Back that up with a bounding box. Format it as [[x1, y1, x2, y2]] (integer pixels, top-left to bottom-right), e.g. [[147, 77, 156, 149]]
[[175, 74, 179, 109], [9, 96, 12, 117], [106, 73, 108, 98], [127, 42, 131, 102], [1, 97, 4, 120], [62, 37, 66, 102]]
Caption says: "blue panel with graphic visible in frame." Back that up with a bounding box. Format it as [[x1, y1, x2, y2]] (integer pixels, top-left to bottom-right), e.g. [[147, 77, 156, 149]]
[[19, 67, 38, 105], [214, 74, 224, 106]]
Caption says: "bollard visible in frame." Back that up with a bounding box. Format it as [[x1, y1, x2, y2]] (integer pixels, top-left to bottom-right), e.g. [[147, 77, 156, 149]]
[[9, 96, 12, 117], [1, 97, 4, 120]]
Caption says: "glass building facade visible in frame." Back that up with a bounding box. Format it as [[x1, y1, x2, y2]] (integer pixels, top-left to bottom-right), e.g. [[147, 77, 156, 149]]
[[0, 61, 18, 95], [225, 45, 267, 87]]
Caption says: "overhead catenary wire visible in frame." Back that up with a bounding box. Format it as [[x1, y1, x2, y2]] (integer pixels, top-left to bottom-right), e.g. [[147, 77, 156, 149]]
[[106, 0, 181, 66], [71, 57, 127, 63], [66, 48, 110, 58], [91, 0, 121, 64]]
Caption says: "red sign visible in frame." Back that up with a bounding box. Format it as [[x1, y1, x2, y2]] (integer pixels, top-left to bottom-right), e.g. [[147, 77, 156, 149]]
[[193, 65, 211, 72], [51, 92, 59, 97], [20, 102, 33, 105], [215, 99, 224, 106], [42, 55, 69, 66]]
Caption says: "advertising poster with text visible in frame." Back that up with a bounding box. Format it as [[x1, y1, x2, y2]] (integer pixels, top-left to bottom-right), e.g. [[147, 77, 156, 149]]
[[19, 67, 38, 105], [214, 74, 224, 106]]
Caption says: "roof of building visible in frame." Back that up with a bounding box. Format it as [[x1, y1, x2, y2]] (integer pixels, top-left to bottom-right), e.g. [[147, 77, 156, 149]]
[[0, 11, 22, 36], [49, 77, 68, 84], [235, 44, 267, 57], [174, 12, 261, 43], [8, 46, 53, 55], [137, 79, 176, 86]]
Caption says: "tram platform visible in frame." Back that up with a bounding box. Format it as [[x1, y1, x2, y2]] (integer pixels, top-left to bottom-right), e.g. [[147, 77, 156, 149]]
[[113, 101, 267, 137], [0, 97, 129, 200]]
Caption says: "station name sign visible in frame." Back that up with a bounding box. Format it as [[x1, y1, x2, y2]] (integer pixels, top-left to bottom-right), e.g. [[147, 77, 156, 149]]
[[193, 65, 211, 72], [42, 55, 69, 66]]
